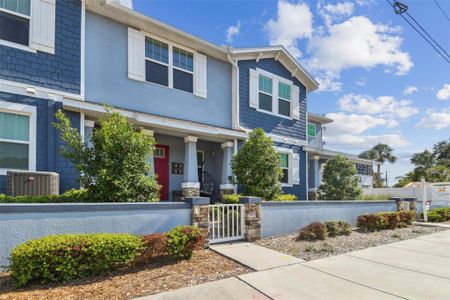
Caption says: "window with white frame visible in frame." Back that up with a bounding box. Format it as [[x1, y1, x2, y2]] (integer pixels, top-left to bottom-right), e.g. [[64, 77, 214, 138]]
[[278, 82, 291, 117], [258, 75, 273, 112], [0, 102, 36, 174], [279, 152, 289, 184], [144, 36, 195, 93], [0, 0, 30, 46]]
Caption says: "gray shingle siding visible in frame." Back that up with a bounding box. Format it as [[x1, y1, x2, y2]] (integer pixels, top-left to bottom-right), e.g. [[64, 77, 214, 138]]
[[238, 58, 307, 141], [0, 0, 81, 94]]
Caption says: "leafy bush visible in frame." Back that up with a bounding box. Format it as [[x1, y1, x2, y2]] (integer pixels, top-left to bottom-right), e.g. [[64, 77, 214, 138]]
[[139, 233, 168, 263], [231, 128, 282, 200], [430, 207, 450, 221], [222, 194, 240, 204], [166, 226, 205, 259], [398, 211, 416, 226], [10, 234, 143, 287], [273, 194, 297, 201], [357, 194, 391, 201], [357, 213, 387, 232], [54, 108, 160, 202], [317, 155, 362, 200], [324, 221, 352, 237], [379, 212, 400, 230], [298, 222, 328, 241], [0, 189, 87, 203], [427, 211, 445, 223]]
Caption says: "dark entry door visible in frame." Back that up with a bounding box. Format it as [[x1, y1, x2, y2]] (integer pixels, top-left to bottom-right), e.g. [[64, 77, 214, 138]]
[[154, 144, 169, 201]]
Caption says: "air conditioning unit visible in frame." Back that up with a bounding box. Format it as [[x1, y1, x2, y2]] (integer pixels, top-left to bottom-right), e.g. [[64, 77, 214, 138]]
[[7, 171, 59, 196]]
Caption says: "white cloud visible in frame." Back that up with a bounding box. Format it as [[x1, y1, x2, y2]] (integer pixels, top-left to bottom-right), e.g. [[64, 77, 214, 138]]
[[307, 16, 412, 91], [325, 112, 398, 135], [318, 1, 354, 27], [416, 108, 450, 129], [226, 21, 241, 43], [265, 1, 313, 58], [437, 84, 450, 101], [339, 94, 418, 119], [403, 85, 418, 95], [355, 77, 366, 86], [324, 133, 409, 148]]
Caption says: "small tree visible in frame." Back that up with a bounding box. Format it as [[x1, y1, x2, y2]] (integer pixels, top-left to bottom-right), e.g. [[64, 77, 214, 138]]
[[318, 155, 362, 200], [231, 128, 282, 200], [54, 108, 160, 202]]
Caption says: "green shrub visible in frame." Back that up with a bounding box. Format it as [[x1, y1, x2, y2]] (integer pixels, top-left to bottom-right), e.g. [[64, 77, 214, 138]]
[[0, 189, 88, 203], [273, 194, 297, 201], [357, 194, 391, 201], [324, 221, 352, 237], [166, 226, 205, 259], [357, 213, 387, 232], [10, 234, 143, 287], [430, 207, 450, 221], [378, 212, 400, 230], [298, 222, 328, 241], [427, 211, 445, 223], [222, 194, 240, 204]]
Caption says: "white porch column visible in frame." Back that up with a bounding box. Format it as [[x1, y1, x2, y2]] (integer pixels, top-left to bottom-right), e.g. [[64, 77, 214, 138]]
[[182, 136, 200, 197], [220, 141, 235, 198], [311, 155, 321, 189], [142, 129, 155, 176]]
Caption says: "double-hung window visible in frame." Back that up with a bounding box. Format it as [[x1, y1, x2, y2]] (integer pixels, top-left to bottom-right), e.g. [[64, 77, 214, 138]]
[[144, 36, 195, 93], [279, 152, 289, 184], [0, 0, 30, 46], [258, 75, 273, 112], [278, 82, 291, 117], [145, 37, 169, 87], [0, 102, 36, 174]]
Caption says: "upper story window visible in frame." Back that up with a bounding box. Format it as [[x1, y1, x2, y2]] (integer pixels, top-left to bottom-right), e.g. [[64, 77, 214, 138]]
[[0, 0, 31, 46], [307, 123, 316, 138], [278, 82, 291, 117], [0, 101, 36, 175], [249, 68, 300, 120], [258, 75, 273, 112], [279, 152, 289, 184], [144, 36, 195, 93]]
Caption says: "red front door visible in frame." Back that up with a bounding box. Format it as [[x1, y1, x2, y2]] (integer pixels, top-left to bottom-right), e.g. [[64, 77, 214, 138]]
[[154, 145, 169, 201]]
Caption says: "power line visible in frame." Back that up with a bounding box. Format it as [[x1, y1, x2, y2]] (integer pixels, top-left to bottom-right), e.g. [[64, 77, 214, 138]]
[[386, 0, 450, 65], [433, 0, 450, 25]]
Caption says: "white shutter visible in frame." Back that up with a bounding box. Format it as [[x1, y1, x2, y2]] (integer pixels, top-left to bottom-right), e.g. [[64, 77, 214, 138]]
[[290, 152, 300, 185], [249, 68, 259, 109], [127, 27, 145, 82], [30, 0, 56, 54], [291, 85, 300, 120], [194, 53, 207, 98]]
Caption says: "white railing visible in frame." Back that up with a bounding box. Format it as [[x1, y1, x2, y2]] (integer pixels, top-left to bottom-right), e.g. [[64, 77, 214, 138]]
[[208, 204, 245, 244]]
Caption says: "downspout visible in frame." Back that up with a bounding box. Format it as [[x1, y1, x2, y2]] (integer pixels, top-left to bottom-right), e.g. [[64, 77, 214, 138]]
[[227, 48, 248, 155]]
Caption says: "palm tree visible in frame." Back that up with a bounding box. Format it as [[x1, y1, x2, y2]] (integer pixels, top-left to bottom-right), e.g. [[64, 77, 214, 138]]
[[359, 143, 397, 187]]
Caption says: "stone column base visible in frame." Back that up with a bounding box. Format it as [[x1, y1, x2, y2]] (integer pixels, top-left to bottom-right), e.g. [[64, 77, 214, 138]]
[[182, 182, 200, 198], [239, 197, 262, 242], [186, 197, 210, 248]]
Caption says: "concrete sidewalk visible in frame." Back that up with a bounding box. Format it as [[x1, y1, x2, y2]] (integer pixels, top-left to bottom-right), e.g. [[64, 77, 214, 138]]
[[139, 230, 450, 300]]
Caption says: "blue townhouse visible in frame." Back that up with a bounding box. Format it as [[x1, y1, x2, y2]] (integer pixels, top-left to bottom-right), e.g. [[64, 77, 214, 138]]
[[0, 0, 374, 201]]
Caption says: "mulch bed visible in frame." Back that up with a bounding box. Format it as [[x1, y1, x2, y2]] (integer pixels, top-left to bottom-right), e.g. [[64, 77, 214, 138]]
[[0, 250, 250, 300], [255, 225, 448, 261]]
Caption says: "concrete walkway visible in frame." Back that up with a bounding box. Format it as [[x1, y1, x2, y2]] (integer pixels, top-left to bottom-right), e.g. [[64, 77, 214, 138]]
[[139, 230, 450, 300]]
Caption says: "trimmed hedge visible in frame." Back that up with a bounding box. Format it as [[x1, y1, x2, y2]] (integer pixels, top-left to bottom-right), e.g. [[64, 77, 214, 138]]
[[0, 189, 87, 203], [357, 211, 416, 232], [10, 234, 143, 287], [9, 225, 206, 287]]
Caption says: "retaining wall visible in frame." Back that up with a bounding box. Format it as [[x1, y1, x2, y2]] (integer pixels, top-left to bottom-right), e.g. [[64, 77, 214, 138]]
[[261, 200, 397, 238]]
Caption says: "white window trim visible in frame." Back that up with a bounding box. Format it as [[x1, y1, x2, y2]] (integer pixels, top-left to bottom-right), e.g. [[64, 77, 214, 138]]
[[308, 122, 316, 138], [0, 4, 36, 53], [143, 32, 197, 92], [0, 100, 36, 175], [255, 68, 294, 120], [274, 146, 294, 186]]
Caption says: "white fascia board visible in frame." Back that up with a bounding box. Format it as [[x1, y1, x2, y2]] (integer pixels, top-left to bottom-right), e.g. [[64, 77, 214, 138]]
[[302, 146, 374, 164]]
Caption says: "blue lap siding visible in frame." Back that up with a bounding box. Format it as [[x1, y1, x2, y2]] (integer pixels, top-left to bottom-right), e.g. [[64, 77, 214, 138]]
[[238, 58, 307, 140], [0, 0, 81, 94], [0, 92, 80, 194]]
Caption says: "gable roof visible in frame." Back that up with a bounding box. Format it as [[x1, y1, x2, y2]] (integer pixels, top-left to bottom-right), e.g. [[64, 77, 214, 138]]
[[230, 46, 319, 92]]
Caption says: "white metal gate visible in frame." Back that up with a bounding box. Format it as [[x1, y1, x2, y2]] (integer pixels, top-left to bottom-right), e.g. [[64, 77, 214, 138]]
[[208, 204, 245, 244]]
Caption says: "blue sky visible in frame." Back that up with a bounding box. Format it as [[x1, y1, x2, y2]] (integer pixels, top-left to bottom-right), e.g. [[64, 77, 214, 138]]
[[133, 0, 450, 184]]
